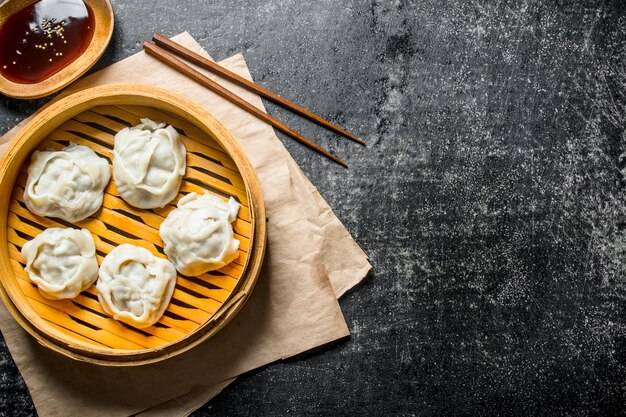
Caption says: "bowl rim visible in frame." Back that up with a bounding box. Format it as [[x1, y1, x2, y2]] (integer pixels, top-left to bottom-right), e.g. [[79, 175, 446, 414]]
[[0, 84, 267, 366], [0, 0, 115, 100]]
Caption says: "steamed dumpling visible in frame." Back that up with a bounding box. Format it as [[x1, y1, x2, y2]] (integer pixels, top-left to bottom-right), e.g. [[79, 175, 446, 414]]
[[113, 118, 186, 209], [24, 142, 111, 222], [97, 244, 176, 328], [21, 228, 98, 300], [160, 192, 240, 276]]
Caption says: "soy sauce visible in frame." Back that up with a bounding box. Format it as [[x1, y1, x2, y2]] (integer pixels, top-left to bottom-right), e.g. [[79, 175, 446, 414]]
[[0, 0, 95, 84]]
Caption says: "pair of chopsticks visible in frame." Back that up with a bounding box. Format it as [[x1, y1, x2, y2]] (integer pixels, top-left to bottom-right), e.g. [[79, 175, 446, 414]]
[[143, 33, 364, 168]]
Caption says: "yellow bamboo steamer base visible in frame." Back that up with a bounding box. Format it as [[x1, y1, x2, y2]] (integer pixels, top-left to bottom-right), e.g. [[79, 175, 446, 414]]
[[0, 85, 266, 366]]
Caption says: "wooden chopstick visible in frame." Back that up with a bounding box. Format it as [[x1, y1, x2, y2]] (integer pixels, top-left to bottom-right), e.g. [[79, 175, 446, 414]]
[[152, 33, 365, 146], [143, 41, 348, 168]]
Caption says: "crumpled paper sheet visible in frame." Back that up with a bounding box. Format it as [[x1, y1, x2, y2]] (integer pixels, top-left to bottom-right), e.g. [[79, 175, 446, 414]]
[[0, 33, 370, 416]]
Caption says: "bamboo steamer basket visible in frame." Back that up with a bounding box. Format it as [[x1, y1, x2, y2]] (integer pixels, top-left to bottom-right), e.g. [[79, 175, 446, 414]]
[[0, 84, 266, 366]]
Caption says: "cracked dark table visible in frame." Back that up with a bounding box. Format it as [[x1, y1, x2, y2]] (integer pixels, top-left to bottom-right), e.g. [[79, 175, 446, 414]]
[[2, 0, 626, 415]]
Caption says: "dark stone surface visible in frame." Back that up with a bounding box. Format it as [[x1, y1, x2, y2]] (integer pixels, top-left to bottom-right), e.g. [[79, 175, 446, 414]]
[[2, 0, 626, 415]]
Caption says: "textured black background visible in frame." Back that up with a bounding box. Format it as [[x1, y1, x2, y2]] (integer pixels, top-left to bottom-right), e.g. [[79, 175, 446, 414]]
[[2, 0, 626, 415]]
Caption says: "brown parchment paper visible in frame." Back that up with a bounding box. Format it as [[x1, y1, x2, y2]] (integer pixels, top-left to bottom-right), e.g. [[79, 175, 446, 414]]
[[0, 33, 371, 417]]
